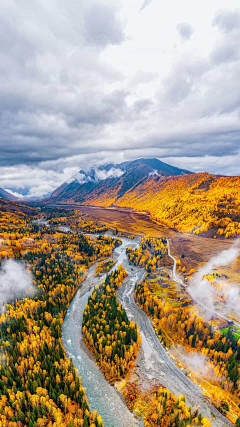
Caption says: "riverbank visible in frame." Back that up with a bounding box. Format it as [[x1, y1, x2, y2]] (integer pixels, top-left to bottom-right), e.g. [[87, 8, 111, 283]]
[[62, 237, 143, 427], [62, 233, 233, 427], [46, 204, 240, 285]]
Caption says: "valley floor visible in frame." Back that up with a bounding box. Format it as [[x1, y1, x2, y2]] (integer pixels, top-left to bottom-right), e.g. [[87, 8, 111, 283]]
[[50, 204, 240, 285]]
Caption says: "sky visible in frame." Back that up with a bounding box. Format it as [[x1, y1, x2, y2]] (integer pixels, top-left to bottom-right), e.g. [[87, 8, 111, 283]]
[[1, 0, 240, 198]]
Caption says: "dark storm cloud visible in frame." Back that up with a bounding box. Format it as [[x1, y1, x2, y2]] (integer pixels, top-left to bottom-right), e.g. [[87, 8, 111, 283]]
[[131, 127, 240, 159], [176, 23, 194, 41], [0, 0, 127, 166], [0, 84, 129, 166]]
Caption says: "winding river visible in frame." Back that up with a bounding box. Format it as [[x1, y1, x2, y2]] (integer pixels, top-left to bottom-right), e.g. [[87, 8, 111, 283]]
[[62, 234, 233, 427], [62, 238, 143, 427]]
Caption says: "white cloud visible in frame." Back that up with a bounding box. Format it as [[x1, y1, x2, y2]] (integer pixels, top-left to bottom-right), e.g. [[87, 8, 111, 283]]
[[0, 260, 35, 311], [140, 0, 154, 12], [4, 189, 24, 199], [148, 169, 159, 177], [67, 166, 124, 186], [176, 23, 194, 41], [94, 167, 124, 181], [67, 172, 89, 185], [0, 164, 79, 198]]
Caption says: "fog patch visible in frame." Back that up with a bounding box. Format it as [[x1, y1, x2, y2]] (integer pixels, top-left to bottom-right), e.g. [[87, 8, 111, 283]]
[[176, 346, 215, 379], [189, 241, 240, 315], [0, 259, 35, 312], [148, 169, 159, 177]]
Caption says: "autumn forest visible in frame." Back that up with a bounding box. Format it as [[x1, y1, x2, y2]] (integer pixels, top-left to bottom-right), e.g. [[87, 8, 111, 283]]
[[0, 186, 240, 427]]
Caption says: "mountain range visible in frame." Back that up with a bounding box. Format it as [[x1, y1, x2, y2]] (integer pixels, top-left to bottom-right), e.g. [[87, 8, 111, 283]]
[[2, 157, 240, 238], [48, 158, 192, 204], [44, 157, 240, 238]]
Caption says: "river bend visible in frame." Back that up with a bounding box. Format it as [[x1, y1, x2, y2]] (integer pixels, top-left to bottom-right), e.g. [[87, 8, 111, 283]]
[[62, 236, 233, 427]]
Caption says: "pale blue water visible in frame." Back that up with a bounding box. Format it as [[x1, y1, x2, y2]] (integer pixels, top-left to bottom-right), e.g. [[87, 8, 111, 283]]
[[62, 238, 141, 427]]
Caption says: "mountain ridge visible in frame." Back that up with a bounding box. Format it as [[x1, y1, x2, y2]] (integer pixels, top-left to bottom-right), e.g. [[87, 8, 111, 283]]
[[42, 158, 240, 238], [48, 158, 192, 203], [0, 188, 17, 201], [0, 198, 38, 216]]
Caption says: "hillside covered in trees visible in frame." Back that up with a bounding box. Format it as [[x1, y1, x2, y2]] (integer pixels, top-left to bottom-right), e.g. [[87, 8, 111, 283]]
[[46, 159, 240, 238], [0, 208, 121, 426], [133, 237, 240, 424], [82, 172, 240, 238], [0, 205, 233, 426], [115, 173, 240, 238], [0, 198, 38, 217], [0, 189, 17, 201], [82, 266, 141, 382]]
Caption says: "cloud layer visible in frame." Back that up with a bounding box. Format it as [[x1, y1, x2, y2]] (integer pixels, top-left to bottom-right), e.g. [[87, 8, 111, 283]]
[[1, 0, 240, 197]]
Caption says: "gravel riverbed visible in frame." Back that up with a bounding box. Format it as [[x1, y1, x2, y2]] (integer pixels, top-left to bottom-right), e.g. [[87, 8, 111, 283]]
[[63, 235, 234, 427]]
